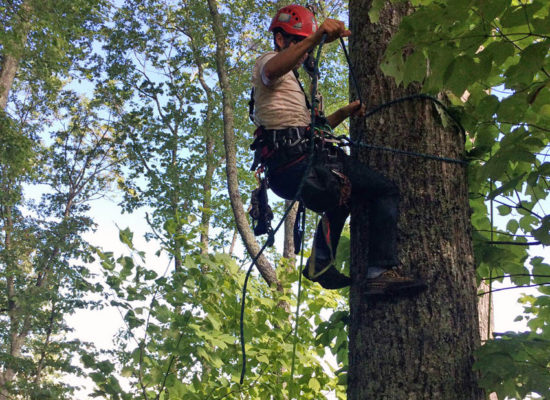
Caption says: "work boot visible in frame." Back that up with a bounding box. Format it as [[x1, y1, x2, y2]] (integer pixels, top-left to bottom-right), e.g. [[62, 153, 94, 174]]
[[303, 263, 351, 289], [365, 269, 426, 297]]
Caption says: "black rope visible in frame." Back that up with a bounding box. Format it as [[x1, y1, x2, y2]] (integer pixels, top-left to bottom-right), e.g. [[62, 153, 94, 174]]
[[363, 93, 465, 135], [339, 37, 363, 107], [337, 38, 468, 165], [343, 137, 468, 166], [239, 34, 327, 385]]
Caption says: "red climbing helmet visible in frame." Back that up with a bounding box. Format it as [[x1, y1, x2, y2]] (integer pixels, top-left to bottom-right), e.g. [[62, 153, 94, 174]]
[[269, 4, 318, 37]]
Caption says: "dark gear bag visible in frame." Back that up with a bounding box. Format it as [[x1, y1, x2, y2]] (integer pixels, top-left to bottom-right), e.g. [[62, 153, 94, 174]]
[[300, 146, 347, 214], [248, 178, 275, 246]]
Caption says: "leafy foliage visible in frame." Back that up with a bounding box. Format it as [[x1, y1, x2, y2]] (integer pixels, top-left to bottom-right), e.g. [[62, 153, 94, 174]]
[[4, 0, 549, 398], [475, 332, 550, 399], [87, 230, 347, 399], [0, 89, 121, 398]]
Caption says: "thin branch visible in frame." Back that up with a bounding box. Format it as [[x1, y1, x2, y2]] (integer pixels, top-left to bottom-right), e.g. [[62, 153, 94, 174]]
[[33, 300, 57, 385], [474, 229, 535, 238], [483, 274, 550, 281], [484, 240, 542, 246], [478, 282, 550, 296]]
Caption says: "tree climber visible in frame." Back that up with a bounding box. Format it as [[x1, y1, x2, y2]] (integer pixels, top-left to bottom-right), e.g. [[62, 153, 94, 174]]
[[250, 4, 425, 296]]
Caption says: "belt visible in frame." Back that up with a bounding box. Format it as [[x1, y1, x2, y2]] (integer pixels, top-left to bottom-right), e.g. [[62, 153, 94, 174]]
[[261, 126, 309, 150]]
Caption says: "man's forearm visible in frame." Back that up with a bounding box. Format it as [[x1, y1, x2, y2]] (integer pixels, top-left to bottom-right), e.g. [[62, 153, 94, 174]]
[[326, 108, 348, 129], [263, 34, 320, 83]]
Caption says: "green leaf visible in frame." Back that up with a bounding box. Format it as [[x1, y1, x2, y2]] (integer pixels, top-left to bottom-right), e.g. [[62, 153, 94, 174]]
[[444, 55, 477, 95], [497, 205, 511, 216], [498, 93, 528, 121], [368, 0, 385, 23], [487, 174, 525, 199], [308, 377, 321, 392], [476, 95, 500, 120], [403, 49, 427, 85], [118, 227, 134, 248], [532, 216, 550, 245], [381, 52, 405, 85], [478, 0, 509, 20], [506, 219, 519, 234], [532, 257, 550, 285]]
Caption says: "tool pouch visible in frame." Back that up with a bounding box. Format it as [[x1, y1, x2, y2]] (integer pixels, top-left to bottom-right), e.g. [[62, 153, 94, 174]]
[[249, 178, 274, 245], [300, 146, 346, 213]]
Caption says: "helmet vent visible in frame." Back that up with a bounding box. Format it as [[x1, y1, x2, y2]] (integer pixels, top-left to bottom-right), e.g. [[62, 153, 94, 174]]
[[277, 12, 291, 22]]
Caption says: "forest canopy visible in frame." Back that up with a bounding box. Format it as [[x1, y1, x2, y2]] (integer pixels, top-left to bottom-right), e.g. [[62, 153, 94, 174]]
[[0, 0, 548, 399]]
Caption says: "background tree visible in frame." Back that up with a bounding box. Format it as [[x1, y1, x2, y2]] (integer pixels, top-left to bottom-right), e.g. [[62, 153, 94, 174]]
[[0, 89, 121, 398]]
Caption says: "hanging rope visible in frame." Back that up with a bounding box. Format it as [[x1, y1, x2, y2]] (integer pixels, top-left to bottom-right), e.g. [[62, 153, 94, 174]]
[[289, 205, 307, 397], [239, 34, 328, 385]]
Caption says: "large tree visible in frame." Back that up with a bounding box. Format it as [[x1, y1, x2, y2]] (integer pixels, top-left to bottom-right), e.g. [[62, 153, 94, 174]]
[[347, 0, 483, 398]]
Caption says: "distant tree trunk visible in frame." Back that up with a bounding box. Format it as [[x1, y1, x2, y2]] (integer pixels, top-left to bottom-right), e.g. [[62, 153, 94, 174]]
[[189, 33, 215, 255], [0, 54, 20, 111], [0, 0, 31, 110], [207, 0, 279, 288], [478, 281, 498, 400], [283, 200, 298, 260], [347, 1, 483, 399]]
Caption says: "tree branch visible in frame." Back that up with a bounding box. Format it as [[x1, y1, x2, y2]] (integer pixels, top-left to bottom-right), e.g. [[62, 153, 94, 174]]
[[206, 0, 279, 288]]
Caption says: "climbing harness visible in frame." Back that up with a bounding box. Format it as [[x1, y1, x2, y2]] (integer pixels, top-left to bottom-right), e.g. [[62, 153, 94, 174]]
[[240, 32, 470, 386]]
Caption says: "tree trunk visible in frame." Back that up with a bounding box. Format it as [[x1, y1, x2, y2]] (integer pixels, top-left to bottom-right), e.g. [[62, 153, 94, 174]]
[[0, 55, 20, 111], [206, 0, 279, 288], [0, 0, 32, 111], [478, 282, 498, 400], [189, 32, 215, 255], [283, 200, 298, 260], [347, 1, 483, 399]]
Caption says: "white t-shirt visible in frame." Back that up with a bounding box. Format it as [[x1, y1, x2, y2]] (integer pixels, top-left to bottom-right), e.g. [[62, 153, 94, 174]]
[[252, 51, 310, 130]]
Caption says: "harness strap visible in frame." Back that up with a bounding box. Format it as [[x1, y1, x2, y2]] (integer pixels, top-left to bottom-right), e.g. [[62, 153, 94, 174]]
[[308, 215, 335, 280], [248, 87, 255, 123], [293, 70, 312, 111]]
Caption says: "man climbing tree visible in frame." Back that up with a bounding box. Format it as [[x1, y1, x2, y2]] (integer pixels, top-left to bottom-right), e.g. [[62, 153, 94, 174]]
[[347, 0, 484, 398], [250, 4, 426, 295]]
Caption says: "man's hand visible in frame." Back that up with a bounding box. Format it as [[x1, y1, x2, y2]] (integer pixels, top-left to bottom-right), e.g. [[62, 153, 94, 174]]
[[346, 100, 366, 118], [315, 19, 351, 43]]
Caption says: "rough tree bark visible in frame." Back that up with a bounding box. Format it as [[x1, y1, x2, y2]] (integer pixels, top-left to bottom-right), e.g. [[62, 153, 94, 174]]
[[206, 0, 280, 288], [347, 1, 483, 399]]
